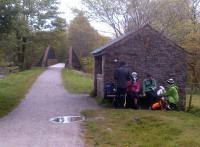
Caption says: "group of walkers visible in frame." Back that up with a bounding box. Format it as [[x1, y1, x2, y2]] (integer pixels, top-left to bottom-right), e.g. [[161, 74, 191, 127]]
[[113, 61, 179, 110]]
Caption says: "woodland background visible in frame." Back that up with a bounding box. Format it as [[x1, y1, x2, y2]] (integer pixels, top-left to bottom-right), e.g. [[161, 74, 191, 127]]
[[0, 0, 200, 83]]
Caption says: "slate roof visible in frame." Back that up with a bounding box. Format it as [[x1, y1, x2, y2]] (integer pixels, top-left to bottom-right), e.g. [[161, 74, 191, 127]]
[[91, 24, 188, 56]]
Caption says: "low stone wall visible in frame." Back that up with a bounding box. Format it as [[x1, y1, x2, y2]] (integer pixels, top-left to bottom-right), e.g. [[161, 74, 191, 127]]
[[0, 66, 19, 74]]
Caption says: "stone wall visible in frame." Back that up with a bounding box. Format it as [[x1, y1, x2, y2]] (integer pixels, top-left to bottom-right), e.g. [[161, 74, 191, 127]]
[[101, 26, 187, 109]]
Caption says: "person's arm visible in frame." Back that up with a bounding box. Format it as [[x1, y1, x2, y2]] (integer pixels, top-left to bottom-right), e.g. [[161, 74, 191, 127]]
[[154, 79, 157, 89], [163, 88, 173, 97], [126, 70, 132, 81], [136, 81, 141, 93], [143, 80, 146, 95], [152, 79, 157, 90]]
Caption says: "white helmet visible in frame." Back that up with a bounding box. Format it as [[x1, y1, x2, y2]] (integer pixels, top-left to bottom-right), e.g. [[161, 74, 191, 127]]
[[167, 78, 175, 84], [131, 72, 137, 77]]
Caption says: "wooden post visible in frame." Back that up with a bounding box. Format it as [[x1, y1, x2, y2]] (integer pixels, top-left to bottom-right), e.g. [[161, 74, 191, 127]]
[[188, 83, 194, 110], [93, 57, 97, 96]]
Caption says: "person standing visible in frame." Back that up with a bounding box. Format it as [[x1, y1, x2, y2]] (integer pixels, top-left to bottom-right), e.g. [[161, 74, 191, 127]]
[[113, 61, 131, 108], [127, 72, 141, 109], [143, 74, 157, 108]]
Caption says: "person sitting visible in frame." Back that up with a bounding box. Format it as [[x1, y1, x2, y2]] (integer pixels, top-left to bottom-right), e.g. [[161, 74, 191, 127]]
[[162, 78, 179, 110], [127, 72, 141, 109], [142, 74, 157, 108], [152, 86, 168, 110], [113, 61, 131, 108]]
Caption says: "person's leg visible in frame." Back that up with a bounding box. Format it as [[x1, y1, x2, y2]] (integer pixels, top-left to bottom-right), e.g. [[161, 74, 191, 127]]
[[126, 92, 132, 108], [120, 88, 127, 108], [169, 103, 177, 110], [146, 91, 153, 109], [113, 88, 120, 108], [131, 92, 138, 109], [115, 88, 126, 108], [133, 93, 139, 109]]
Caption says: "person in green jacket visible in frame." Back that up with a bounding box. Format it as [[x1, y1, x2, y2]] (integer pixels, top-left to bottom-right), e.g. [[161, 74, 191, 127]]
[[143, 74, 157, 107], [163, 78, 179, 110]]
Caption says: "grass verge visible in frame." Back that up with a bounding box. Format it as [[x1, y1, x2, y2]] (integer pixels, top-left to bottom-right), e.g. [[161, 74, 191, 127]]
[[62, 69, 93, 94], [82, 95, 200, 147], [82, 109, 200, 147], [0, 68, 44, 117]]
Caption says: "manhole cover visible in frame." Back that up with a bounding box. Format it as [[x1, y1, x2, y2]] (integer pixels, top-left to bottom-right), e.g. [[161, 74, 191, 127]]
[[49, 116, 85, 124], [0, 75, 5, 78]]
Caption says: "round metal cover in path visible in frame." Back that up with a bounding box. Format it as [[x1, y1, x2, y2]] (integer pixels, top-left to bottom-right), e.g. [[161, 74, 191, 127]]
[[49, 116, 84, 124], [0, 75, 5, 78]]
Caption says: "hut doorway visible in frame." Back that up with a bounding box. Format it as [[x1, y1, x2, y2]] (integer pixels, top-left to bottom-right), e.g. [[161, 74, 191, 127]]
[[94, 56, 104, 96]]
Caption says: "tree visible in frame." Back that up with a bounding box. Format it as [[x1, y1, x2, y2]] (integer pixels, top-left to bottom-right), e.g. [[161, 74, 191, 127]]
[[190, 0, 200, 32], [127, 0, 158, 31], [82, 0, 158, 37], [68, 12, 101, 57], [151, 0, 191, 43], [67, 12, 110, 72], [0, 0, 61, 70], [82, 0, 192, 39], [182, 31, 200, 109], [50, 17, 68, 62], [181, 0, 200, 85], [29, 17, 68, 64], [0, 0, 19, 34], [82, 0, 125, 37]]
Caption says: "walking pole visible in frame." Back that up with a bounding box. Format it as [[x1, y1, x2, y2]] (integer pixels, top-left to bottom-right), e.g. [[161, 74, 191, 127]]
[[124, 93, 127, 107], [113, 84, 117, 106]]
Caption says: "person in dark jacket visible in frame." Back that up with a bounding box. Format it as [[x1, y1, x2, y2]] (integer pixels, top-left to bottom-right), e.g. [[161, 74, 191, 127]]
[[113, 61, 131, 108]]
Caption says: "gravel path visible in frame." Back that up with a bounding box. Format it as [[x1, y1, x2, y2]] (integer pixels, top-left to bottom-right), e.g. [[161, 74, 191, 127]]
[[0, 63, 98, 147]]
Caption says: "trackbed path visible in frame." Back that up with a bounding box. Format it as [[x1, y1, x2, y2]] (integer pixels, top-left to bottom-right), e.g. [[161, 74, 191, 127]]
[[0, 63, 98, 147]]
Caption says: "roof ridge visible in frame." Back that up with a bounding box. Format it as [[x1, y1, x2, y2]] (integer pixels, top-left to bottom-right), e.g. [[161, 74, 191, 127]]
[[91, 24, 152, 55], [91, 24, 188, 56]]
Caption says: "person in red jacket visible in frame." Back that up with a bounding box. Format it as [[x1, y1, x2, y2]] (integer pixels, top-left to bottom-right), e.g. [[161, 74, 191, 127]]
[[127, 72, 141, 109]]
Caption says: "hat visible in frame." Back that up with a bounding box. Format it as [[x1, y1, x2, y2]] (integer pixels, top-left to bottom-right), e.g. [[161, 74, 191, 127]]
[[131, 72, 137, 77], [167, 78, 175, 84]]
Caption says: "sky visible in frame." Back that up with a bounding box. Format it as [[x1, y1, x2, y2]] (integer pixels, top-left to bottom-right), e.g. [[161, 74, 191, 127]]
[[58, 0, 114, 37]]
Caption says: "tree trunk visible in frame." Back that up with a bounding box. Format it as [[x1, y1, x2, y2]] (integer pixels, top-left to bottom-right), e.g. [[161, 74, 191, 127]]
[[16, 31, 22, 68], [21, 36, 27, 70]]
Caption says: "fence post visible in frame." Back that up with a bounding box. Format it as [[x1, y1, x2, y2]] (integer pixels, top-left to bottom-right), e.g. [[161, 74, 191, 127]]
[[188, 83, 194, 110]]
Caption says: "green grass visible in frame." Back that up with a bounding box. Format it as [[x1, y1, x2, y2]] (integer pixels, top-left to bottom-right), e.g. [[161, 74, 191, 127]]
[[82, 109, 200, 147], [62, 69, 93, 94], [188, 95, 200, 108], [62, 69, 200, 146], [81, 95, 200, 147], [186, 94, 200, 117], [0, 68, 44, 117]]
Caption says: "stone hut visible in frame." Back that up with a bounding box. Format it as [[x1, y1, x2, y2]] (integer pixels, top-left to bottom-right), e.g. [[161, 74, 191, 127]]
[[92, 24, 187, 108], [38, 46, 58, 67]]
